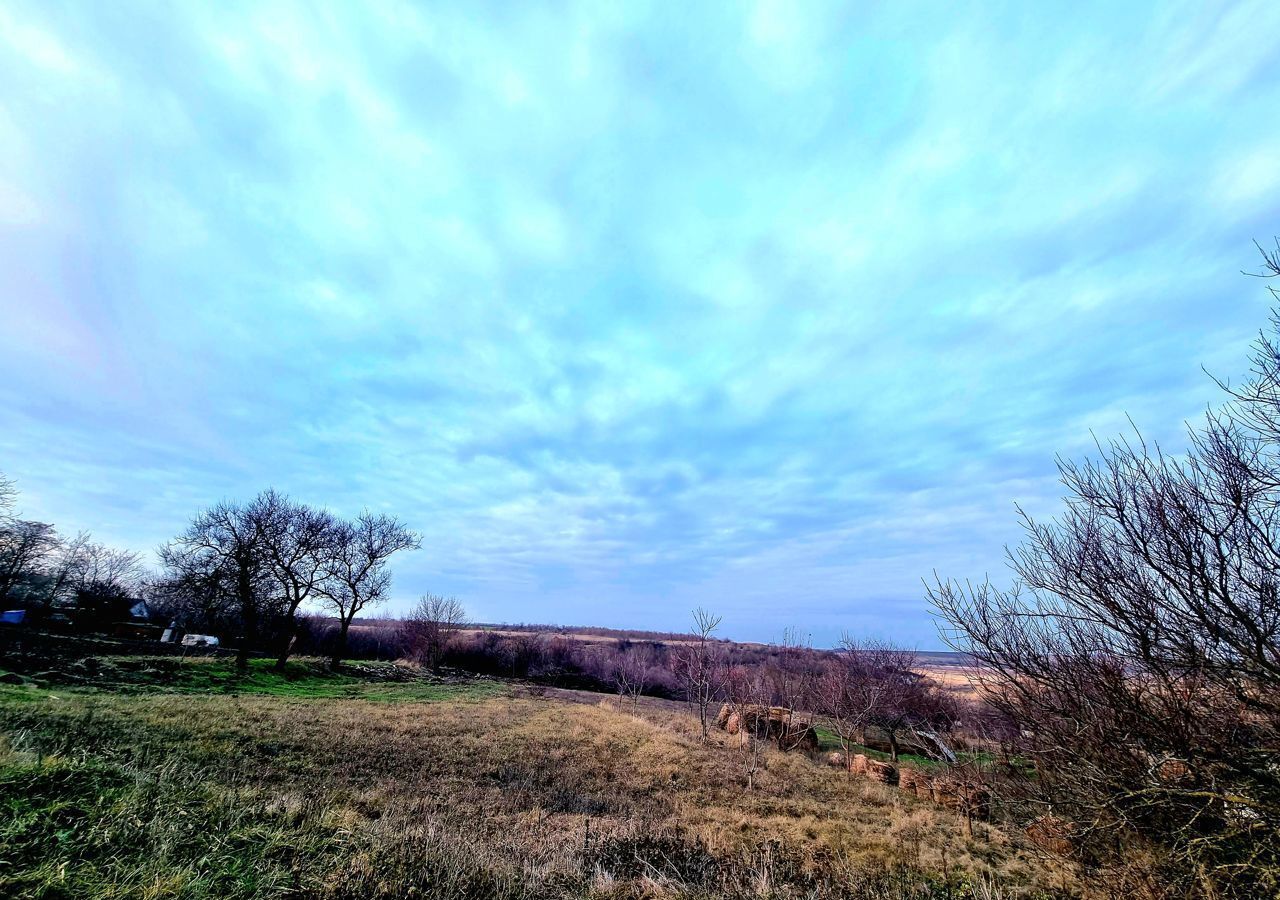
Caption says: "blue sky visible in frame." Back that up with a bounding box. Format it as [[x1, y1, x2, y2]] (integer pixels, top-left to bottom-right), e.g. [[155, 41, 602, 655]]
[[2, 2, 1279, 646]]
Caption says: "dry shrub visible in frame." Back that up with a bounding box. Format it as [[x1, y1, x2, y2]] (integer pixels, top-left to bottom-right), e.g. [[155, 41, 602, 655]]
[[824, 751, 845, 769], [897, 767, 933, 800], [930, 774, 990, 820], [715, 703, 733, 728], [889, 808, 936, 865], [1025, 815, 1075, 856], [1155, 758, 1194, 786], [850, 754, 870, 776]]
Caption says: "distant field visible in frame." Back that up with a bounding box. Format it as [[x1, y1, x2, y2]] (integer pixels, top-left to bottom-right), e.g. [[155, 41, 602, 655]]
[[0, 655, 1067, 899], [916, 660, 986, 699]]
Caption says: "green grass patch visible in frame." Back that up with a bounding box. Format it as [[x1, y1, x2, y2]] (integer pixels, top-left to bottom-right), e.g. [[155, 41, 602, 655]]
[[0, 755, 338, 899], [813, 726, 993, 770], [27, 656, 505, 703]]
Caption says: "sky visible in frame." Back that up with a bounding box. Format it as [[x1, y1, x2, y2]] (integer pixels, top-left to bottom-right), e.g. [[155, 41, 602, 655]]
[[1, 2, 1279, 646]]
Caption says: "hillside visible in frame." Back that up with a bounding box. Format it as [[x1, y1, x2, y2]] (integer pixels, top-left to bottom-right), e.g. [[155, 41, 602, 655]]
[[0, 655, 1071, 899]]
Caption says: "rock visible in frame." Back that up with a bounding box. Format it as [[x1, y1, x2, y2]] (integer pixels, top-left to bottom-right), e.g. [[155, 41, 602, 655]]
[[864, 759, 898, 785], [898, 767, 933, 799], [779, 724, 820, 753], [0, 672, 28, 685]]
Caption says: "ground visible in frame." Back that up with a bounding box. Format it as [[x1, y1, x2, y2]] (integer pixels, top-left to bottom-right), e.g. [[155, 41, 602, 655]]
[[0, 653, 1074, 899]]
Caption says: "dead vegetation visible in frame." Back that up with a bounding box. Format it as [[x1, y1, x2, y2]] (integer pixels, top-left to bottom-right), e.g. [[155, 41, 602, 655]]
[[0, 673, 1074, 899]]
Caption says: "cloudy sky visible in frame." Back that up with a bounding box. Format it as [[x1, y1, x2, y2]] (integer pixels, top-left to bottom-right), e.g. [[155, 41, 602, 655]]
[[2, 2, 1278, 645]]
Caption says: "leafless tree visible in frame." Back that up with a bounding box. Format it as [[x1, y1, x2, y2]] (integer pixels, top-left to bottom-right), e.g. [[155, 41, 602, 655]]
[[40, 531, 92, 607], [160, 500, 273, 670], [818, 638, 890, 771], [817, 638, 953, 766], [768, 627, 821, 735], [67, 542, 147, 628], [0, 475, 146, 616], [672, 607, 724, 742], [723, 657, 772, 789], [928, 242, 1280, 898], [76, 541, 144, 594], [612, 641, 658, 709], [0, 472, 16, 523], [0, 474, 63, 608], [320, 511, 420, 668], [250, 490, 337, 669], [0, 519, 59, 605], [858, 644, 945, 762], [401, 593, 468, 670]]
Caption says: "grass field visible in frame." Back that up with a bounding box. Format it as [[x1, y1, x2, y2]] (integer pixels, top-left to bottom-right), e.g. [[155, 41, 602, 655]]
[[2, 655, 504, 702], [0, 656, 1075, 899]]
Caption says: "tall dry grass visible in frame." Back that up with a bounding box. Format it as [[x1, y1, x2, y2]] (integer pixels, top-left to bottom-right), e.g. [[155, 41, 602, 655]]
[[0, 678, 1074, 898]]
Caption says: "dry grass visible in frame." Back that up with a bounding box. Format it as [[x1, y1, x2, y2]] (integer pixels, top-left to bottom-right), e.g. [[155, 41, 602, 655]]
[[0, 667, 1074, 898]]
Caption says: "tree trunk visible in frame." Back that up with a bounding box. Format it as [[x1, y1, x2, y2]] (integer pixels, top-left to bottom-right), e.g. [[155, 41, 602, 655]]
[[274, 633, 297, 671], [236, 601, 256, 672], [330, 616, 352, 669], [273, 597, 304, 670], [888, 729, 899, 762], [235, 563, 256, 672]]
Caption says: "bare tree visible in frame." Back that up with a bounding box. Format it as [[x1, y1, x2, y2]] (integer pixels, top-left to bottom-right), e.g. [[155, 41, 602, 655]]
[[320, 511, 420, 668], [0, 472, 15, 522], [612, 641, 657, 709], [76, 541, 144, 594], [401, 593, 468, 670], [250, 490, 337, 669], [857, 644, 938, 762], [0, 476, 146, 618], [70, 545, 146, 629], [768, 627, 821, 736], [38, 530, 89, 608], [672, 608, 724, 742], [160, 500, 273, 671], [0, 519, 59, 605], [818, 638, 889, 771], [0, 474, 61, 608], [928, 242, 1280, 898], [723, 656, 771, 789]]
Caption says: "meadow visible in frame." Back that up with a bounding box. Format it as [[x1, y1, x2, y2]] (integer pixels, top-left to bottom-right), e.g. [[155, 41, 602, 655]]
[[0, 655, 1074, 900]]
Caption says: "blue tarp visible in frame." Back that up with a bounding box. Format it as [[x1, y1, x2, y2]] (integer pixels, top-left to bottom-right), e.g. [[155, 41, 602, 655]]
[[1, 610, 25, 624]]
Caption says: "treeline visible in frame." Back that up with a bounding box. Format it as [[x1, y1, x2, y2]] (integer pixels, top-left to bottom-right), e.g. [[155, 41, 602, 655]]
[[0, 476, 146, 630], [156, 491, 420, 669], [0, 482, 420, 669]]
